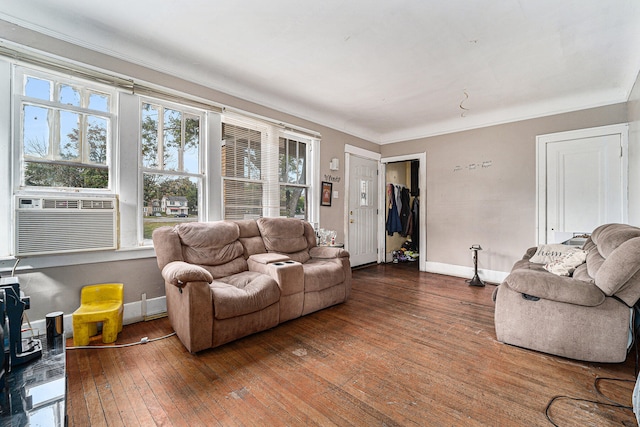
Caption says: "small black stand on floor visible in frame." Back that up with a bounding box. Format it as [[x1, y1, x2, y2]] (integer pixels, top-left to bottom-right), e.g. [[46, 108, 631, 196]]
[[467, 244, 485, 287]]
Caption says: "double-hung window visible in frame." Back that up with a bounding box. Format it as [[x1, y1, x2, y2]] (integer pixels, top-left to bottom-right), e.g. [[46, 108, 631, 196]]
[[221, 120, 271, 219], [279, 135, 308, 219], [221, 115, 313, 220], [140, 99, 204, 240], [15, 67, 114, 190]]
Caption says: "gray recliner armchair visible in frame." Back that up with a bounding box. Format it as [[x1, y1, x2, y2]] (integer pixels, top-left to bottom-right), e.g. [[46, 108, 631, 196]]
[[493, 223, 640, 363]]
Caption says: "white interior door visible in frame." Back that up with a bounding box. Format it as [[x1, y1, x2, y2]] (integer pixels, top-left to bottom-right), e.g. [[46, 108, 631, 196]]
[[347, 155, 379, 266], [538, 124, 627, 243]]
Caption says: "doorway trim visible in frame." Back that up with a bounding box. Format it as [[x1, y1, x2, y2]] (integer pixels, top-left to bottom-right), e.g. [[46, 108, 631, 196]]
[[344, 145, 381, 264], [536, 123, 629, 245], [381, 151, 427, 272]]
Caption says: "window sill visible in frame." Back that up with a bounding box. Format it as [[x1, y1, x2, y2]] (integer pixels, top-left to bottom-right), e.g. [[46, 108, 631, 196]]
[[0, 246, 157, 274]]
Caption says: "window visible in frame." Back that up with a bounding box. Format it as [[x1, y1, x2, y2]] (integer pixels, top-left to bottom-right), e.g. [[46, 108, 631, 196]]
[[15, 67, 113, 190], [140, 100, 204, 240], [279, 136, 308, 219], [221, 122, 268, 219], [5, 59, 318, 260], [221, 115, 313, 221]]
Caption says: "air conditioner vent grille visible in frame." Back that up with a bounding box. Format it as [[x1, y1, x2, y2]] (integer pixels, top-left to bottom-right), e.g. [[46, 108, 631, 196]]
[[15, 196, 117, 256], [81, 199, 114, 209], [43, 199, 80, 209]]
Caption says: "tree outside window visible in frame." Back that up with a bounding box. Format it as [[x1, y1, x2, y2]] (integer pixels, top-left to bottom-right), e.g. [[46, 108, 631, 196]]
[[19, 71, 112, 189], [141, 101, 203, 240], [279, 136, 308, 219]]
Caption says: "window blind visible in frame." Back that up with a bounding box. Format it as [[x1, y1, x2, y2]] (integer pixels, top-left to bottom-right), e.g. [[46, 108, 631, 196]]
[[222, 122, 279, 219]]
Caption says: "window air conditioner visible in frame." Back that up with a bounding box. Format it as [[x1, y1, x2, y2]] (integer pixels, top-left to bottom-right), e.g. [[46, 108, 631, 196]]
[[14, 196, 118, 256]]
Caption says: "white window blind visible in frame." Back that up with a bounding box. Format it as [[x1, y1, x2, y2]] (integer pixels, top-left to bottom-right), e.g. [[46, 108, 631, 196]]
[[222, 118, 279, 219]]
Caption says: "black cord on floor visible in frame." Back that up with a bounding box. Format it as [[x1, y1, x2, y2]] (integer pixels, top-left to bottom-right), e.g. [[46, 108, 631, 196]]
[[595, 377, 636, 407], [544, 376, 634, 426]]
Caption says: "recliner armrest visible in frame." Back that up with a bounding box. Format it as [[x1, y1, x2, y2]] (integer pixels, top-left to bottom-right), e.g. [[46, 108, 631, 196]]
[[248, 258, 304, 296], [309, 246, 349, 259], [247, 253, 291, 264], [504, 269, 605, 307], [161, 261, 213, 287]]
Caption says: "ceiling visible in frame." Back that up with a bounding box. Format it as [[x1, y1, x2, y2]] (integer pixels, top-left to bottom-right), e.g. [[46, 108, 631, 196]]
[[1, 0, 640, 144]]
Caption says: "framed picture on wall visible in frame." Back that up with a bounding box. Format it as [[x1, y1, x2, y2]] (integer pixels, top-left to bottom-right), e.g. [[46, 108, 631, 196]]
[[321, 181, 332, 206]]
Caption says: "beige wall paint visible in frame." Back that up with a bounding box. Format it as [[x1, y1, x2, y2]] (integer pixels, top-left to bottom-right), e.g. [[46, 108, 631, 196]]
[[0, 22, 378, 320], [1, 21, 637, 321], [380, 103, 629, 274], [18, 259, 164, 322]]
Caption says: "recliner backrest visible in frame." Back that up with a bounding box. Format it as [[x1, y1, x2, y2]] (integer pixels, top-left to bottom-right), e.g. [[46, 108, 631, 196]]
[[153, 221, 248, 279], [585, 223, 640, 305], [231, 219, 267, 258], [256, 217, 312, 264]]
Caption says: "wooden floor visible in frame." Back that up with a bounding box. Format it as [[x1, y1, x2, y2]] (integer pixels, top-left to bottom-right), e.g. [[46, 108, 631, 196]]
[[66, 263, 637, 426]]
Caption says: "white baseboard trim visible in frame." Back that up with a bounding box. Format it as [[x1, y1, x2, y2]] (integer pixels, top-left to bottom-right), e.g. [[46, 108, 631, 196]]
[[25, 295, 167, 339], [23, 263, 505, 339], [423, 261, 509, 285]]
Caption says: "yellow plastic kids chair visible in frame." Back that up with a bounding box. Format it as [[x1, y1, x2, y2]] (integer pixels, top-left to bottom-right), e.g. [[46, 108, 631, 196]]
[[72, 283, 124, 346]]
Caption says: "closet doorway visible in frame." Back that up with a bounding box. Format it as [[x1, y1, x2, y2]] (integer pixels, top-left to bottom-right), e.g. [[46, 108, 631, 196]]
[[382, 153, 426, 271]]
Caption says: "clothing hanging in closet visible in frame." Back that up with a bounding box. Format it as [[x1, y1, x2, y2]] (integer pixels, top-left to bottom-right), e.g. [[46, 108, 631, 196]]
[[410, 196, 419, 247], [386, 184, 411, 236], [386, 184, 402, 235]]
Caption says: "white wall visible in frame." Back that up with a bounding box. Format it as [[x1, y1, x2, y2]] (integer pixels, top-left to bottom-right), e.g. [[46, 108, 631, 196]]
[[627, 70, 640, 224]]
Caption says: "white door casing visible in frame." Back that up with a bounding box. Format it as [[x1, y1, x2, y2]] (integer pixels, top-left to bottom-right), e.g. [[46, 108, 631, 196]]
[[536, 124, 628, 244], [381, 152, 427, 272]]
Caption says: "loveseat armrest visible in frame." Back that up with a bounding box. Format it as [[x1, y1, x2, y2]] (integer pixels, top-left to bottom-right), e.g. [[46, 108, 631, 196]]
[[504, 269, 605, 307], [309, 246, 350, 259], [247, 253, 291, 265], [247, 256, 304, 296], [161, 261, 213, 287]]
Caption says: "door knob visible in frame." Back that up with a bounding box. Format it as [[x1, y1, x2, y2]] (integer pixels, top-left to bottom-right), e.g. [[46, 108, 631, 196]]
[[350, 219, 354, 223]]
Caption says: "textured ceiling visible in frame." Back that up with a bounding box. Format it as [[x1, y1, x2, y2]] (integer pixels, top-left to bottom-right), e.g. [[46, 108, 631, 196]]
[[2, 0, 640, 144]]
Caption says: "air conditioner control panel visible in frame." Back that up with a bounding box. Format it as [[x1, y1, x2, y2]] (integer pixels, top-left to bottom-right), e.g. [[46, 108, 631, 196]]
[[18, 198, 41, 209]]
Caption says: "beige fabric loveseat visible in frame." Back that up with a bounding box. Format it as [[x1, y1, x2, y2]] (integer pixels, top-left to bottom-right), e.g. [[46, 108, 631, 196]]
[[152, 217, 351, 353], [493, 223, 640, 363]]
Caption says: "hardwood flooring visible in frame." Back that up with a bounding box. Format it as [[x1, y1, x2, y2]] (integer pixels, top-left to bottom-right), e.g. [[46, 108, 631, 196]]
[[66, 263, 637, 426]]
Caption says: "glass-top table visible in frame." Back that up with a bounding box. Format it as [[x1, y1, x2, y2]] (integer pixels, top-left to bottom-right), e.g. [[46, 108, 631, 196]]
[[0, 334, 66, 427]]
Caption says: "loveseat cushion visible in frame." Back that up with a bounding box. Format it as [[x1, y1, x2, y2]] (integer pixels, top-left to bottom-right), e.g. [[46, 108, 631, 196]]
[[302, 260, 346, 292], [233, 219, 267, 258], [504, 269, 605, 307], [175, 222, 248, 278], [211, 271, 280, 320], [257, 218, 311, 263]]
